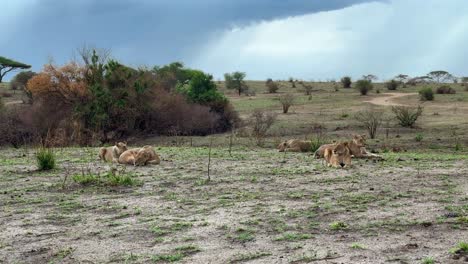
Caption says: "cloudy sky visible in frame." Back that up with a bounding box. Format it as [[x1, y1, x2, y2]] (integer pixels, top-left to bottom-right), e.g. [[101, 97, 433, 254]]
[[2, 0, 468, 80]]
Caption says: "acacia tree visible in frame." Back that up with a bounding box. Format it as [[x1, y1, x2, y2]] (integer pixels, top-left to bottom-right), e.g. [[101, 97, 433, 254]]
[[395, 74, 409, 83], [427, 71, 453, 83], [362, 74, 378, 82], [224, 71, 248, 96], [0, 56, 31, 82]]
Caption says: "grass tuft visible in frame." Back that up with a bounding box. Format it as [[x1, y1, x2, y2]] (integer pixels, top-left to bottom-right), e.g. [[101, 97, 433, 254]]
[[36, 148, 56, 171]]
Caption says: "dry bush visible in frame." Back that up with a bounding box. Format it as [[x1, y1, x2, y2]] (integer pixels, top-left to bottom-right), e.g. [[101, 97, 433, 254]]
[[301, 83, 314, 95], [250, 110, 277, 146], [392, 105, 423, 128], [355, 109, 383, 139], [0, 107, 37, 148], [266, 78, 279, 93], [27, 63, 88, 104], [385, 80, 399, 90], [355, 79, 373, 95], [279, 93, 295, 113], [2, 57, 239, 147], [436, 85, 456, 94], [146, 91, 219, 135]]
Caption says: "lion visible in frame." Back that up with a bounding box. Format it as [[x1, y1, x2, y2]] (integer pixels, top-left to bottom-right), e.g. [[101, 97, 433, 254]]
[[118, 146, 160, 166], [99, 142, 128, 163], [277, 139, 312, 152], [323, 142, 352, 168], [314, 134, 382, 159], [134, 146, 161, 166]]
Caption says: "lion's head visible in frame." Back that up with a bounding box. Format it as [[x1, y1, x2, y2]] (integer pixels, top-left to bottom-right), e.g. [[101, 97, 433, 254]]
[[352, 134, 366, 148], [115, 142, 128, 155], [134, 151, 150, 166], [277, 141, 288, 152], [134, 146, 154, 166], [326, 142, 352, 168]]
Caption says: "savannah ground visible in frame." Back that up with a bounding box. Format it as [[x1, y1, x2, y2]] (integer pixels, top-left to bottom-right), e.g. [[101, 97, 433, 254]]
[[1, 81, 467, 263]]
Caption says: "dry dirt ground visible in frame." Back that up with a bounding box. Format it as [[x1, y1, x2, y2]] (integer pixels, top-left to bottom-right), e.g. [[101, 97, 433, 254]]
[[0, 146, 467, 264], [363, 93, 418, 107]]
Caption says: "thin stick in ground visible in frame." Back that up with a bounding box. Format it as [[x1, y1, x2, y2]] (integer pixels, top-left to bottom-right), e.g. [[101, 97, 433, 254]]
[[207, 137, 213, 182]]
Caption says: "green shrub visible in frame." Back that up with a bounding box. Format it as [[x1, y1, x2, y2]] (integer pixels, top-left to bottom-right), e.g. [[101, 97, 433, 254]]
[[72, 170, 138, 187], [36, 148, 56, 171], [385, 80, 399, 90], [329, 221, 348, 230], [309, 137, 325, 153], [450, 241, 468, 255], [106, 173, 136, 186], [392, 106, 423, 128], [341, 76, 352, 88], [355, 79, 373, 95], [419, 87, 434, 101], [421, 257, 435, 264], [415, 133, 423, 142], [436, 85, 456, 94], [72, 173, 99, 185]]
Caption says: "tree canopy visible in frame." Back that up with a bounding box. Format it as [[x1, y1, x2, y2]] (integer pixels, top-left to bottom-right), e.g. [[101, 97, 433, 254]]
[[224, 71, 248, 96], [0, 56, 31, 82], [427, 70, 453, 83]]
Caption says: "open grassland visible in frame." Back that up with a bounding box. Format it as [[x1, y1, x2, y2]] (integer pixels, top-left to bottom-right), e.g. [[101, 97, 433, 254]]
[[0, 82, 24, 104], [224, 81, 468, 146], [1, 80, 468, 263], [0, 147, 467, 263]]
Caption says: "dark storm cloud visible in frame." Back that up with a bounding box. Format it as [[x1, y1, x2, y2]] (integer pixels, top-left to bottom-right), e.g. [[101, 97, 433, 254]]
[[1, 0, 378, 76]]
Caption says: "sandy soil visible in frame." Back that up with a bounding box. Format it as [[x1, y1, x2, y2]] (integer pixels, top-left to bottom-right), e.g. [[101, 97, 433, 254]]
[[0, 146, 467, 264], [364, 93, 418, 107]]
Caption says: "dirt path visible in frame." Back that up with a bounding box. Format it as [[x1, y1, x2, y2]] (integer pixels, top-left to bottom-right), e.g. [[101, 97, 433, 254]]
[[4, 100, 23, 106], [364, 92, 417, 106]]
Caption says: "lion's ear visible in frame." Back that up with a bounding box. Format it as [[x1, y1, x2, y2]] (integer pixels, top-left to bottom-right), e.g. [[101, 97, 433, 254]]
[[343, 142, 349, 146], [361, 134, 367, 139]]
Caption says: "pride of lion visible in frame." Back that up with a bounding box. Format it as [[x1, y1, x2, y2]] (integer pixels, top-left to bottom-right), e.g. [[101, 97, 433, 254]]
[[101, 134, 379, 168], [99, 142, 160, 166], [278, 134, 382, 168]]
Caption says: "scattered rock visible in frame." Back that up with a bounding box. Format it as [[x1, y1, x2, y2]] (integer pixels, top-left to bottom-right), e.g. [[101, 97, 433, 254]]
[[444, 212, 460, 218]]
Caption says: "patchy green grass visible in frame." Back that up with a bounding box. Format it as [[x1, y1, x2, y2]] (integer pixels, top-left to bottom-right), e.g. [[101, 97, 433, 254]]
[[229, 251, 271, 263], [0, 144, 467, 263]]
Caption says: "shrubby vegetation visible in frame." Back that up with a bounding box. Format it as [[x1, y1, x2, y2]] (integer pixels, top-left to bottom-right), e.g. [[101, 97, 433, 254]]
[[392, 105, 423, 128], [355, 79, 373, 95], [279, 93, 295, 114], [265, 78, 279, 93], [435, 85, 456, 94], [224, 71, 248, 96], [36, 148, 56, 171], [341, 76, 351, 88], [0, 50, 238, 147], [385, 79, 399, 90], [419, 87, 434, 101]]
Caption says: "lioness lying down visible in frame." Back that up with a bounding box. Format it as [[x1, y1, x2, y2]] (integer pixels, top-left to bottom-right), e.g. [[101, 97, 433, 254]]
[[99, 142, 128, 163], [323, 142, 352, 168], [277, 139, 311, 152], [314, 134, 381, 159], [118, 146, 161, 166]]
